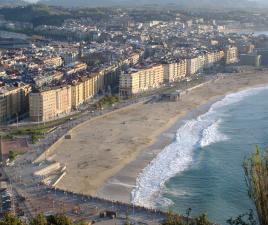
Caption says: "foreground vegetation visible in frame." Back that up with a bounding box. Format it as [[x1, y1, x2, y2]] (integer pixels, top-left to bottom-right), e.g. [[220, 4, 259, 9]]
[[228, 148, 268, 225], [0, 213, 84, 225], [162, 211, 210, 225], [243, 148, 267, 225]]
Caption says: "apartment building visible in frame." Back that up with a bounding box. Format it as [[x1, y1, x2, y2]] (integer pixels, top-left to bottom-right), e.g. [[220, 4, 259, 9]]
[[186, 57, 202, 75], [204, 50, 225, 68], [119, 64, 164, 98], [71, 75, 98, 109], [225, 46, 239, 64], [0, 83, 31, 124], [163, 60, 187, 83], [71, 82, 84, 109], [186, 51, 224, 75], [29, 85, 72, 122]]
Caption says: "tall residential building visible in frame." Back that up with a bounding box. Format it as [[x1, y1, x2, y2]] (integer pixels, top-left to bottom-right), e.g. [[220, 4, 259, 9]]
[[225, 46, 239, 64], [29, 85, 72, 122], [204, 50, 225, 68], [119, 64, 164, 98], [71, 76, 96, 109], [71, 81, 84, 109], [0, 83, 31, 124], [186, 57, 202, 75], [163, 60, 187, 83]]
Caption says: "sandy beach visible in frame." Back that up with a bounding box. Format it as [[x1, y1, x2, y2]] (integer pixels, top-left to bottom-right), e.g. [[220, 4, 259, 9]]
[[47, 71, 268, 202]]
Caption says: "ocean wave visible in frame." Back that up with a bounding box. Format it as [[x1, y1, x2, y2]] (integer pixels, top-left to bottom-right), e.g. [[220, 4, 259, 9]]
[[131, 85, 268, 208], [162, 187, 191, 197], [200, 119, 228, 148]]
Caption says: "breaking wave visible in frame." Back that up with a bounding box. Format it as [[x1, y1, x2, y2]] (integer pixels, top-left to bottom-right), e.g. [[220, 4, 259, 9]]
[[200, 119, 228, 148], [131, 85, 268, 208]]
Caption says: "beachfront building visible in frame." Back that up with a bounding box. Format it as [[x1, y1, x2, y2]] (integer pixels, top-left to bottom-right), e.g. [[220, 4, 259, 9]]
[[71, 76, 96, 109], [71, 81, 85, 109], [0, 83, 31, 124], [119, 64, 164, 98], [186, 56, 204, 75], [224, 46, 239, 64], [204, 50, 225, 68], [29, 85, 72, 122], [163, 60, 187, 83]]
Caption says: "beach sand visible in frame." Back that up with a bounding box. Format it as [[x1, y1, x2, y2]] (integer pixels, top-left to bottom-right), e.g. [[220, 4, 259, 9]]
[[50, 71, 268, 202]]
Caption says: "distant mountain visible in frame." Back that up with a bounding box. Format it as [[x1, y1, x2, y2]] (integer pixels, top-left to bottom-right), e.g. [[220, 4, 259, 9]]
[[0, 0, 27, 6], [38, 0, 261, 9]]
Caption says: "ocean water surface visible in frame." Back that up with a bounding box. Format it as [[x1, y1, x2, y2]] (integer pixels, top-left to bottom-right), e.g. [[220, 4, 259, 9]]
[[132, 85, 268, 224]]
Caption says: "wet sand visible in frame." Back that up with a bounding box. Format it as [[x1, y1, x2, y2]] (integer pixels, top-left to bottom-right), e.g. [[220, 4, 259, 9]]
[[48, 72, 268, 202]]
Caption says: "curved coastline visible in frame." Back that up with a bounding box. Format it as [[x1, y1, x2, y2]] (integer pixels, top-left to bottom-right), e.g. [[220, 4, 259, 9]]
[[131, 84, 268, 208], [33, 71, 268, 203], [97, 71, 268, 203]]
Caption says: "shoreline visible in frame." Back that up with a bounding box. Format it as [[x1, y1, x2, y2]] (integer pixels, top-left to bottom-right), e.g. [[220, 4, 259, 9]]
[[38, 71, 268, 203], [96, 95, 223, 203], [97, 73, 268, 203]]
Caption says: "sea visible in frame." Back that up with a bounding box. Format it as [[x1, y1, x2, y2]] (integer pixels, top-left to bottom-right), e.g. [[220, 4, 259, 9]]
[[131, 85, 268, 224], [239, 30, 268, 36]]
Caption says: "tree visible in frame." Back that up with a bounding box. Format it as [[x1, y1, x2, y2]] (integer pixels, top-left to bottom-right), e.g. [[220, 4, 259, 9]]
[[0, 213, 25, 225], [162, 210, 184, 225], [46, 214, 73, 225], [8, 150, 17, 161], [243, 147, 268, 225], [30, 214, 47, 225], [194, 213, 210, 225]]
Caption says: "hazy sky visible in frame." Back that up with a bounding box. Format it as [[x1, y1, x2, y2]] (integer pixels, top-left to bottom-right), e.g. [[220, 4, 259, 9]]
[[23, 0, 267, 3]]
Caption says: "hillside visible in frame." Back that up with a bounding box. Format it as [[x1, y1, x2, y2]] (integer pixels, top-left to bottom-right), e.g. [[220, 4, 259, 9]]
[[0, 4, 115, 26], [0, 0, 27, 6]]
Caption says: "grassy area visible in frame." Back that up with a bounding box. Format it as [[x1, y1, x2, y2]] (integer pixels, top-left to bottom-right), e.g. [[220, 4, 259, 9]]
[[7, 127, 49, 144], [8, 150, 22, 162], [1, 109, 83, 144], [94, 96, 119, 110]]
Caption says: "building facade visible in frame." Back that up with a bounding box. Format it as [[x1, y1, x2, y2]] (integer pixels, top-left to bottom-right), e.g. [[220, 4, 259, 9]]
[[29, 85, 72, 122], [225, 46, 239, 64], [163, 60, 187, 83], [240, 54, 261, 67], [0, 83, 31, 124], [119, 64, 164, 98]]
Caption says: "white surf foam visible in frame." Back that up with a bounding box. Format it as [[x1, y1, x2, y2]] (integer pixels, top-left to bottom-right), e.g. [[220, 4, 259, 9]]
[[131, 85, 268, 208], [200, 119, 228, 148]]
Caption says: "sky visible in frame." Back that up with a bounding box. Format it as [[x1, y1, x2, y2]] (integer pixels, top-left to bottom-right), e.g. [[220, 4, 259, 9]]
[[23, 0, 267, 4]]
